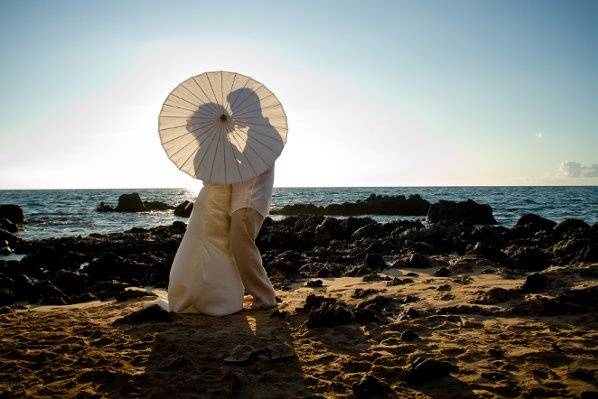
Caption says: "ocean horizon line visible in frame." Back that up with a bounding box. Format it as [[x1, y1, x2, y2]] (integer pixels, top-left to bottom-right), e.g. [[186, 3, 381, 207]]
[[1, 184, 597, 191]]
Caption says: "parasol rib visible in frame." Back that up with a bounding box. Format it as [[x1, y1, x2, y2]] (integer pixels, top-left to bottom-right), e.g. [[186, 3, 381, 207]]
[[193, 122, 222, 177], [169, 122, 219, 161], [169, 92, 200, 108], [163, 102, 197, 113], [234, 119, 288, 131], [191, 76, 222, 113], [206, 73, 222, 109], [233, 101, 281, 119], [161, 119, 217, 145], [227, 73, 238, 113]]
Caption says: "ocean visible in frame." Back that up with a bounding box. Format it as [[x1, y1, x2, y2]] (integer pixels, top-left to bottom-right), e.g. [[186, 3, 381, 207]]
[[1, 186, 597, 241]]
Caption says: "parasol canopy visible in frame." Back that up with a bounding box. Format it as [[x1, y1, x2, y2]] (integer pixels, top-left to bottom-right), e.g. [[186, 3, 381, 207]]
[[158, 71, 288, 184]]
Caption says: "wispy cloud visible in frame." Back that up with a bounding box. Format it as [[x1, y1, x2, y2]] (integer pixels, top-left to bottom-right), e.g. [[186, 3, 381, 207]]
[[559, 161, 598, 178]]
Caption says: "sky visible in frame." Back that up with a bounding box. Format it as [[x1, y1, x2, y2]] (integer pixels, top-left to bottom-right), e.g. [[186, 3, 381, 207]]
[[0, 0, 597, 189]]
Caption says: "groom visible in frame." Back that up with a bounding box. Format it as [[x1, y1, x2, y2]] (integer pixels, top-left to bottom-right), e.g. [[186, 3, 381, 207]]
[[227, 86, 280, 311], [229, 165, 277, 310]]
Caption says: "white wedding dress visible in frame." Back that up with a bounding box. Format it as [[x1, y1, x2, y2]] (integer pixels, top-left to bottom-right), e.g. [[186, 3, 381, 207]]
[[150, 184, 245, 316]]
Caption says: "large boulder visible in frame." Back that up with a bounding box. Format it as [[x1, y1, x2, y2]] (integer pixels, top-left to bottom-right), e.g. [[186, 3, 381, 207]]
[[0, 218, 17, 233], [0, 229, 20, 248], [0, 204, 25, 224], [505, 245, 552, 271], [514, 214, 556, 232], [351, 222, 383, 241], [115, 193, 145, 212], [53, 269, 89, 295], [303, 294, 355, 328], [427, 199, 497, 225], [314, 217, 347, 243], [352, 374, 392, 398], [403, 357, 459, 385], [174, 200, 194, 217], [553, 219, 590, 236], [13, 274, 40, 302]]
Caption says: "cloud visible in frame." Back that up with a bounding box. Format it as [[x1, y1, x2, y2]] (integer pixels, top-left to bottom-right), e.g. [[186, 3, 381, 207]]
[[534, 132, 543, 139], [559, 161, 598, 178]]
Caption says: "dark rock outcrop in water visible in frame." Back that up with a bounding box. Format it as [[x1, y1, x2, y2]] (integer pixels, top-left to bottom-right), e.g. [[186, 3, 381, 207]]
[[0, 230, 20, 255], [142, 201, 174, 211], [513, 213, 557, 234], [271, 194, 499, 226], [271, 194, 430, 216], [96, 193, 174, 213], [0, 204, 25, 225], [116, 193, 145, 212], [0, 205, 25, 254], [1, 218, 18, 233], [174, 200, 194, 217], [427, 199, 498, 225]]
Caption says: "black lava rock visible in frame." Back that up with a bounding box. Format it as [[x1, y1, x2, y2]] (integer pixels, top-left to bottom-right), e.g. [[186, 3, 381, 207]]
[[365, 253, 387, 270], [400, 329, 419, 341], [404, 253, 430, 268], [314, 217, 347, 243], [427, 199, 497, 225], [302, 294, 356, 327], [271, 194, 430, 216], [174, 200, 194, 217], [515, 213, 556, 232], [305, 279, 324, 288], [352, 374, 392, 398], [434, 266, 452, 277], [553, 218, 590, 236], [142, 201, 173, 211], [53, 269, 88, 295], [96, 202, 114, 212], [0, 204, 25, 224], [0, 218, 17, 233], [522, 273, 549, 291], [115, 193, 145, 212], [403, 357, 459, 385], [352, 288, 379, 299], [306, 300, 354, 328]]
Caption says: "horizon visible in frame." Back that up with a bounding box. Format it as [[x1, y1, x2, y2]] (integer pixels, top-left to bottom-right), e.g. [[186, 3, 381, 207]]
[[1, 184, 597, 191], [1, 0, 597, 189]]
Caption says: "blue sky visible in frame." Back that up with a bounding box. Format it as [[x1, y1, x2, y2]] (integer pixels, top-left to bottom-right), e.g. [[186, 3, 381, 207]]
[[1, 0, 597, 188]]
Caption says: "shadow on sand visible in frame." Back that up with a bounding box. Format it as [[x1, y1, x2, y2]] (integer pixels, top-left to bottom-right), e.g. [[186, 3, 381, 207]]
[[117, 307, 318, 398]]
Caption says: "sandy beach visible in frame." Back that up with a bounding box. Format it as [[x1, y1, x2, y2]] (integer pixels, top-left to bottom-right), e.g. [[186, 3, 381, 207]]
[[2, 259, 596, 398]]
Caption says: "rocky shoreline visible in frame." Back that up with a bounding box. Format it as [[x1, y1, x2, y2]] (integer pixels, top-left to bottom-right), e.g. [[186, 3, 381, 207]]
[[1, 196, 596, 309], [1, 196, 597, 398]]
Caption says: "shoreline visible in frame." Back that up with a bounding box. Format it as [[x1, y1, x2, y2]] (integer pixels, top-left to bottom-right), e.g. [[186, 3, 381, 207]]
[[1, 208, 597, 397]]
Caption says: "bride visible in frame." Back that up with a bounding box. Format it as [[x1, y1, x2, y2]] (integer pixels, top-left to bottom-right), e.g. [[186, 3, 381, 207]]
[[164, 183, 245, 315]]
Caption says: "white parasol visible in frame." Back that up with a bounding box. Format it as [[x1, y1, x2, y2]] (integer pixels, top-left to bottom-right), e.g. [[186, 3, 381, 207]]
[[158, 71, 288, 184]]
